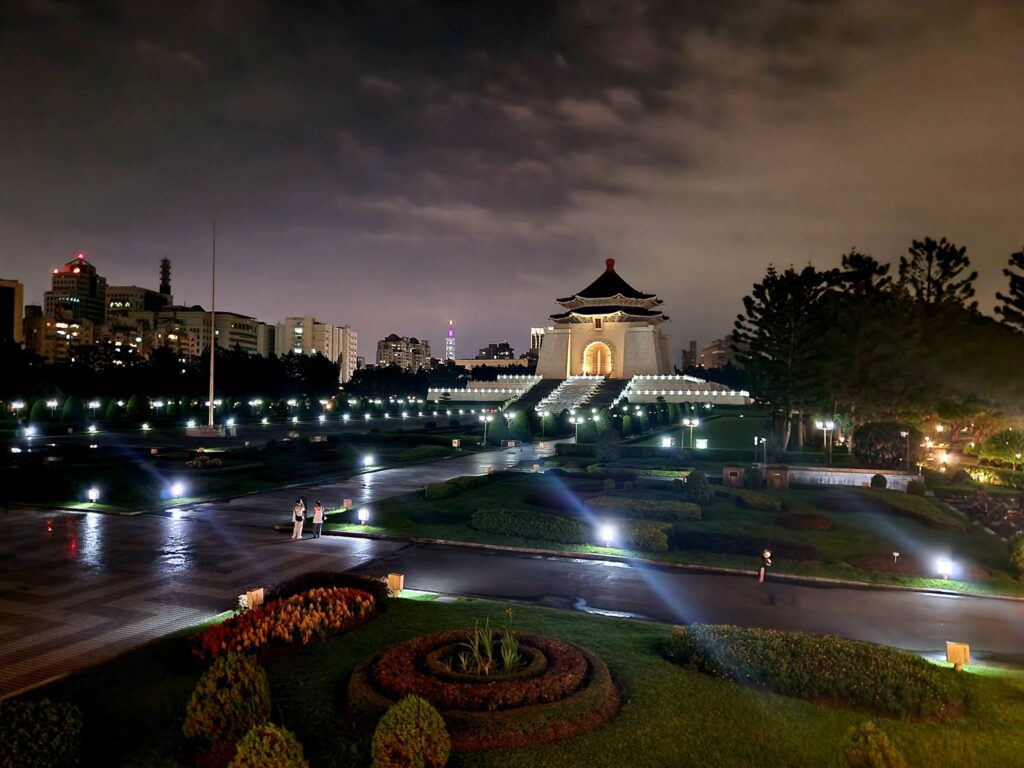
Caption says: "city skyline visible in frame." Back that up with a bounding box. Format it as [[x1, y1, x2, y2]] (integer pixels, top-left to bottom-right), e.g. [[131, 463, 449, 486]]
[[2, 2, 1022, 355]]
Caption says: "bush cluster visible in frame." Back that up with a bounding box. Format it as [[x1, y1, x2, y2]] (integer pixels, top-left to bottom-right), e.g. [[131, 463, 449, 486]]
[[229, 723, 308, 768], [906, 479, 926, 496], [1010, 533, 1024, 579], [183, 653, 271, 748], [682, 470, 714, 506], [194, 587, 376, 661], [585, 495, 701, 522], [0, 698, 82, 768], [660, 625, 964, 719], [371, 696, 451, 768], [870, 474, 888, 489], [471, 508, 589, 544]]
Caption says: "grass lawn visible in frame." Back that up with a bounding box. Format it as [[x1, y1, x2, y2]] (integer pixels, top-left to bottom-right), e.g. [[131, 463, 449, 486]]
[[23, 597, 1024, 767], [326, 473, 1024, 596], [632, 411, 770, 450]]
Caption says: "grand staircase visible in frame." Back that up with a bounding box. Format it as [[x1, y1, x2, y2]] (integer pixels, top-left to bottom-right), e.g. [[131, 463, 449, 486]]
[[585, 378, 630, 409], [536, 376, 605, 415], [511, 378, 561, 412]]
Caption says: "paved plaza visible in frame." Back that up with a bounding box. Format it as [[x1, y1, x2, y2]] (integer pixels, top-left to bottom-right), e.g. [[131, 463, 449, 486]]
[[3, 442, 1024, 701]]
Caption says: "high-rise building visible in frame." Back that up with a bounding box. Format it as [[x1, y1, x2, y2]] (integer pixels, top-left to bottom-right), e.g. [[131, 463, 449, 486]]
[[44, 252, 107, 324], [25, 316, 94, 363], [159, 257, 172, 297], [476, 341, 515, 359], [445, 320, 455, 361], [275, 316, 358, 383], [528, 327, 547, 360], [681, 339, 698, 369], [107, 285, 172, 313], [0, 279, 24, 345], [376, 334, 431, 371], [153, 306, 269, 358], [701, 336, 736, 369]]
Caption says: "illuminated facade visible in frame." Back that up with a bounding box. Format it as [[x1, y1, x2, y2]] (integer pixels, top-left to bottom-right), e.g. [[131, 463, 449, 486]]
[[445, 320, 456, 361], [44, 252, 107, 324], [536, 259, 672, 379], [275, 316, 358, 383]]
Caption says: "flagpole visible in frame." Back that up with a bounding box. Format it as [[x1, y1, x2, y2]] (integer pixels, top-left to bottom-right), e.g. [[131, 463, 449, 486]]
[[207, 221, 216, 427]]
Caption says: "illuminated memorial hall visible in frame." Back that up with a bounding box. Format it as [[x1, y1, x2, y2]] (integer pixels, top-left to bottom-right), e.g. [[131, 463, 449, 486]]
[[431, 259, 750, 411], [537, 258, 672, 379]]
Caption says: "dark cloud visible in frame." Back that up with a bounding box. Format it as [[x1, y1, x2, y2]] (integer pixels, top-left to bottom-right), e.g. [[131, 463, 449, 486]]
[[1, 0, 1022, 358]]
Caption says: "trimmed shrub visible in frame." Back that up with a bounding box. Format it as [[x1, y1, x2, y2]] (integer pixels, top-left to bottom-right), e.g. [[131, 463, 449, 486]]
[[619, 520, 671, 552], [585, 495, 701, 522], [744, 467, 765, 489], [471, 508, 589, 544], [674, 531, 821, 562], [183, 653, 271, 748], [595, 429, 621, 463], [0, 698, 82, 768], [906, 479, 925, 496], [661, 625, 964, 719], [229, 723, 308, 768], [603, 478, 616, 492], [870, 474, 887, 489], [425, 482, 460, 501], [1010, 533, 1024, 579], [682, 470, 714, 507], [843, 721, 906, 768], [371, 695, 451, 768]]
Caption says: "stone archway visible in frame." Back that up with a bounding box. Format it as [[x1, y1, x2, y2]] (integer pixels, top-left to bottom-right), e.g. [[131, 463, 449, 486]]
[[582, 341, 613, 376]]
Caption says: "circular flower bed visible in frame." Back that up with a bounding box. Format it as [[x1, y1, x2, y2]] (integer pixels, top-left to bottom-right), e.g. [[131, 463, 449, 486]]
[[195, 587, 377, 661], [348, 631, 619, 751]]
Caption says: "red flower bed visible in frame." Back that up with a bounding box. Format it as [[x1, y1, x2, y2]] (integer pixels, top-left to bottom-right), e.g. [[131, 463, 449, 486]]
[[194, 587, 376, 661]]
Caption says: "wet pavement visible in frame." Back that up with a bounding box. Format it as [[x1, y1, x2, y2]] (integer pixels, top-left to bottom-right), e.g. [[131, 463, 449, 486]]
[[3, 441, 1024, 699]]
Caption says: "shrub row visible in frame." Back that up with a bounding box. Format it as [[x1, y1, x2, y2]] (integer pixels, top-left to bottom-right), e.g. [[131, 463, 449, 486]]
[[660, 625, 965, 719], [0, 699, 83, 768], [714, 487, 783, 511], [618, 520, 671, 552], [369, 632, 588, 711], [194, 587, 376, 661], [424, 472, 505, 500], [585, 495, 701, 522], [470, 508, 589, 544]]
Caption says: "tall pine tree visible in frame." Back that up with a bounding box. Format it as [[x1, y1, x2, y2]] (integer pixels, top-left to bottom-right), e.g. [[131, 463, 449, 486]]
[[897, 236, 977, 310], [995, 248, 1024, 332]]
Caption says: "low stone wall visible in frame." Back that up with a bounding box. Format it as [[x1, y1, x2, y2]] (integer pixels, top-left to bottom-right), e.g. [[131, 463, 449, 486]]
[[786, 466, 915, 491]]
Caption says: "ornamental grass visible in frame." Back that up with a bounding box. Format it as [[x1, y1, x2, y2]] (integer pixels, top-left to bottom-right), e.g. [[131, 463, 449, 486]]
[[195, 587, 376, 661]]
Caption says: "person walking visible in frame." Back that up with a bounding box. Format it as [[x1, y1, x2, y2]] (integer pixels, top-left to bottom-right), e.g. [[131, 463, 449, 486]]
[[312, 500, 325, 539], [291, 498, 305, 540]]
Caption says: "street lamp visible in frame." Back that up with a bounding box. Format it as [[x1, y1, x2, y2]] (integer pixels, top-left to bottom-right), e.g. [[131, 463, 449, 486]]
[[358, 508, 370, 525], [539, 410, 550, 437], [11, 400, 25, 418], [815, 419, 835, 465], [504, 411, 516, 442], [570, 416, 584, 443], [600, 524, 614, 548], [900, 430, 910, 469], [47, 399, 59, 417], [87, 487, 100, 502], [479, 414, 493, 445], [362, 455, 375, 467], [88, 400, 101, 418], [682, 417, 700, 448], [1015, 452, 1022, 472]]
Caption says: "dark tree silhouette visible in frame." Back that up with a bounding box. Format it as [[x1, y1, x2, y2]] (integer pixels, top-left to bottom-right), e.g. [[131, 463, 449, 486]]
[[897, 236, 977, 310], [995, 247, 1024, 332]]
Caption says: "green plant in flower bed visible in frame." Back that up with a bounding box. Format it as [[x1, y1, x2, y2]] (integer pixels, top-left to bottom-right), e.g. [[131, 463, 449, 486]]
[[348, 629, 620, 752], [194, 587, 376, 661], [371, 695, 451, 768], [183, 653, 271, 751], [585, 494, 701, 522], [228, 722, 309, 768], [0, 698, 82, 768], [660, 625, 965, 720]]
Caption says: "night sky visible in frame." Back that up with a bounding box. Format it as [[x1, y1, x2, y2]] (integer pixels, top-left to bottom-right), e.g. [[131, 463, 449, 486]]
[[1, 1, 1022, 359]]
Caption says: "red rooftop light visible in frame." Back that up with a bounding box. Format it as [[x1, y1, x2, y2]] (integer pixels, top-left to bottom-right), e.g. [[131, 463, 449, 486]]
[[76, 252, 85, 259]]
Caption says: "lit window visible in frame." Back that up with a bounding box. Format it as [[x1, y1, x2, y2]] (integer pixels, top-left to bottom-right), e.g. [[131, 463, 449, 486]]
[[594, 318, 603, 330]]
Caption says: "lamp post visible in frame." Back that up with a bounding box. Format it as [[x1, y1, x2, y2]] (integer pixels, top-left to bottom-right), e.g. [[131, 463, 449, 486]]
[[570, 416, 584, 443], [1015, 452, 1022, 472], [504, 411, 516, 443], [900, 430, 910, 470], [815, 419, 835, 466], [479, 414, 493, 445], [682, 417, 700, 448], [88, 400, 101, 419], [539, 410, 550, 437]]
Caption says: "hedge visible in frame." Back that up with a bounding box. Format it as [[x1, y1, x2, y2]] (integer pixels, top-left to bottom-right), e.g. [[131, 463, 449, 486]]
[[661, 625, 965, 719], [714, 487, 783, 511], [471, 508, 590, 544], [585, 495, 701, 522], [425, 472, 507, 501], [616, 520, 671, 552], [674, 530, 821, 562]]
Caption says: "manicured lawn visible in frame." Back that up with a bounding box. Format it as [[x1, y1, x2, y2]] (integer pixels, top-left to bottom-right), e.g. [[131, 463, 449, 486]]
[[326, 473, 1024, 596], [23, 598, 1024, 767], [632, 411, 770, 450]]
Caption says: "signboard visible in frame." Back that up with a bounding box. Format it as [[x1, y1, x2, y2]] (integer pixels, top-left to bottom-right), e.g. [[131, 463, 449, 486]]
[[451, 439, 461, 448], [660, 436, 676, 448], [342, 498, 353, 510]]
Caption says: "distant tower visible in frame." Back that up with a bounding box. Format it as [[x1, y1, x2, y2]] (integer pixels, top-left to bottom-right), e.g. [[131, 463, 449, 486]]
[[159, 256, 172, 297], [445, 320, 456, 361]]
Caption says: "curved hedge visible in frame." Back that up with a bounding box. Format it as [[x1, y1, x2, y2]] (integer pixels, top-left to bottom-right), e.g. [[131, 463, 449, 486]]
[[348, 631, 619, 751], [471, 508, 670, 552], [661, 625, 964, 720], [585, 495, 701, 522]]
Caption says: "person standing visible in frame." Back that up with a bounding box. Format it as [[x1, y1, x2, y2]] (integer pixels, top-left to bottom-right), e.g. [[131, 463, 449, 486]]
[[291, 498, 305, 540], [312, 500, 325, 539]]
